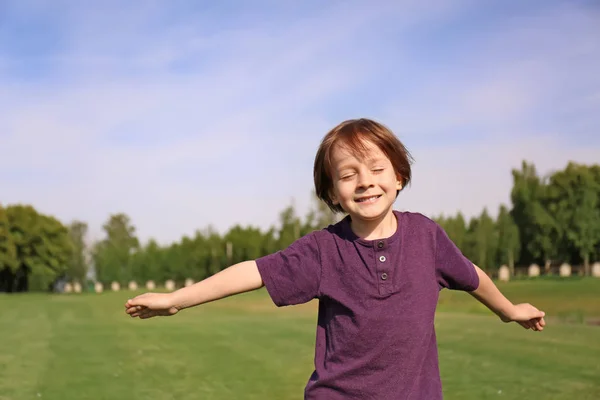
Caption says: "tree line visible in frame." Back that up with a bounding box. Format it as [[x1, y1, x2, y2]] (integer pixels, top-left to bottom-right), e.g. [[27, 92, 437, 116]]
[[436, 161, 600, 276], [1, 161, 599, 292]]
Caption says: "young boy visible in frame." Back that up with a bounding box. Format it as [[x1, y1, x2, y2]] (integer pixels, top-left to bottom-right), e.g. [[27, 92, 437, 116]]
[[125, 118, 546, 399]]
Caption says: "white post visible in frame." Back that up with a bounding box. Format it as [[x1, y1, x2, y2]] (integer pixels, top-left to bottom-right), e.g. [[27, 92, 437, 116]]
[[528, 264, 540, 277], [559, 263, 571, 277], [498, 265, 510, 282]]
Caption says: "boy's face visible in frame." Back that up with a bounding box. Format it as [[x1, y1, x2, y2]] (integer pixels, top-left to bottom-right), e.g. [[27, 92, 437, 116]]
[[329, 139, 402, 222]]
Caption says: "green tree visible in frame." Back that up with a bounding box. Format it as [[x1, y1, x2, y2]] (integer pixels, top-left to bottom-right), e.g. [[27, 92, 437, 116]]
[[224, 225, 265, 265], [277, 203, 301, 249], [199, 225, 224, 277], [130, 238, 164, 283], [161, 242, 184, 283], [445, 212, 468, 252], [0, 204, 18, 292], [510, 161, 559, 270], [67, 220, 89, 284], [548, 163, 600, 275], [93, 213, 139, 284], [463, 217, 479, 264], [301, 208, 317, 236], [530, 190, 560, 271], [592, 165, 600, 261], [473, 208, 498, 272], [261, 227, 278, 257], [6, 205, 73, 291], [497, 205, 520, 274], [313, 191, 338, 229], [176, 235, 199, 282]]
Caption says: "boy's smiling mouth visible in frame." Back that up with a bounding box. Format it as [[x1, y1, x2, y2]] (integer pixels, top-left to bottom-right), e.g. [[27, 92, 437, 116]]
[[355, 194, 382, 203]]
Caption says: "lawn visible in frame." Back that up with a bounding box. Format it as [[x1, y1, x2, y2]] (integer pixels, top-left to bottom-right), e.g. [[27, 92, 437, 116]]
[[0, 278, 599, 400]]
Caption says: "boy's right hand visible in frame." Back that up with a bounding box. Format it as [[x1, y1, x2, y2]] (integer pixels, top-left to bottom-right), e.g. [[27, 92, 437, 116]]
[[125, 293, 179, 319]]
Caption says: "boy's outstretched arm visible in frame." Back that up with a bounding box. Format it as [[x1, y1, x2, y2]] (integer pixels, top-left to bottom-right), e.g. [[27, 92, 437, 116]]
[[469, 264, 546, 331], [125, 260, 263, 319]]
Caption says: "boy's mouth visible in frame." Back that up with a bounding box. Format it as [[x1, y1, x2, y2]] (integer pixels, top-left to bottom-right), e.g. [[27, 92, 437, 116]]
[[355, 194, 382, 203]]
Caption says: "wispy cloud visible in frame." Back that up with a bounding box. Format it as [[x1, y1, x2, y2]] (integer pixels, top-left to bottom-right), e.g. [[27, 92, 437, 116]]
[[1, 1, 599, 244]]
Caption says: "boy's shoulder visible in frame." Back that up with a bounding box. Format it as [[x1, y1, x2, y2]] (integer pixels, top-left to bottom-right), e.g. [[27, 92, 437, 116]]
[[395, 210, 441, 232]]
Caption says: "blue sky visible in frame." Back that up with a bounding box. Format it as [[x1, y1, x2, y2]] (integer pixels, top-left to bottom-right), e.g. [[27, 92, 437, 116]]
[[1, 0, 599, 245]]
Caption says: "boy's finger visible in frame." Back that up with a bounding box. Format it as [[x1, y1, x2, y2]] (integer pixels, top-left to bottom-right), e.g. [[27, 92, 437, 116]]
[[535, 318, 545, 331], [126, 299, 138, 307], [128, 306, 144, 315], [527, 308, 544, 319], [127, 294, 149, 307], [535, 321, 543, 331], [518, 321, 529, 329], [526, 321, 534, 330]]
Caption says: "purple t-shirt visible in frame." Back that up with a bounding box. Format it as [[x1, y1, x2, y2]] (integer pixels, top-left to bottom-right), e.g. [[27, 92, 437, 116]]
[[256, 210, 479, 399]]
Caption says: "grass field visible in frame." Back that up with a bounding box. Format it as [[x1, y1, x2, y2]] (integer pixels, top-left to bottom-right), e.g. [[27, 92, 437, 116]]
[[1, 279, 599, 400]]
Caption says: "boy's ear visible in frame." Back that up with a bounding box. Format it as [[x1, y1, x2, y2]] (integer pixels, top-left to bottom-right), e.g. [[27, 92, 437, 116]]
[[396, 176, 403, 190]]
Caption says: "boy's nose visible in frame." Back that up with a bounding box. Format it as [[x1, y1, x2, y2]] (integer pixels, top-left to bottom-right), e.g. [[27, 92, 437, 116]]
[[357, 173, 374, 188]]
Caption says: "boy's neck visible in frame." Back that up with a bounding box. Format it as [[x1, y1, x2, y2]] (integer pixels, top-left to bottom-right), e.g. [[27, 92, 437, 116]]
[[350, 209, 397, 241]]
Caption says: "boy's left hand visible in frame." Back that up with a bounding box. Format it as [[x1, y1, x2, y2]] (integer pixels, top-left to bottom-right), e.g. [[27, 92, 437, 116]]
[[504, 303, 546, 331]]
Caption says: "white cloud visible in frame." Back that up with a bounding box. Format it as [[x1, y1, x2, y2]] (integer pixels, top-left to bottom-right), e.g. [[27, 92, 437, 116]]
[[1, 1, 599, 246]]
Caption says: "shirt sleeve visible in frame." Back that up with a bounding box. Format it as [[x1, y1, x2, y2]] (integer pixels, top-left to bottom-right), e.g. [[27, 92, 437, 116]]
[[435, 223, 479, 291], [255, 231, 322, 307]]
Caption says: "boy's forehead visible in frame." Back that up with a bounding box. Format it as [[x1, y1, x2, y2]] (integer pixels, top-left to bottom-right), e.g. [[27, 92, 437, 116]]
[[331, 139, 386, 164]]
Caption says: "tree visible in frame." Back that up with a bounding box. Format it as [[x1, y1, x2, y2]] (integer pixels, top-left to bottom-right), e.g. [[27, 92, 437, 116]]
[[463, 217, 479, 264], [130, 238, 164, 283], [277, 203, 301, 249], [592, 165, 600, 261], [176, 235, 201, 282], [548, 163, 600, 275], [198, 225, 225, 277], [261, 227, 278, 257], [161, 242, 184, 283], [510, 161, 559, 269], [67, 220, 89, 283], [497, 204, 520, 274], [224, 225, 265, 265], [472, 208, 498, 272], [530, 191, 560, 271], [0, 204, 18, 292], [313, 191, 339, 229], [93, 213, 139, 284], [444, 212, 468, 252], [5, 205, 73, 291]]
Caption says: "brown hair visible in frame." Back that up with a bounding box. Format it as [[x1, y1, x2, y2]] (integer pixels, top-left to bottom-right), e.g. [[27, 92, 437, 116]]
[[313, 118, 413, 213]]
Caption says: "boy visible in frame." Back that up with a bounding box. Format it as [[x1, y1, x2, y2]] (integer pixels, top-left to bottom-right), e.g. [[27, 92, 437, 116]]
[[126, 118, 545, 399]]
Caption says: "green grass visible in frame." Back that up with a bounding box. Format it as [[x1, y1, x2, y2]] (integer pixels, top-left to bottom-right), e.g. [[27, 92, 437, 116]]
[[1, 279, 599, 400], [438, 278, 600, 324]]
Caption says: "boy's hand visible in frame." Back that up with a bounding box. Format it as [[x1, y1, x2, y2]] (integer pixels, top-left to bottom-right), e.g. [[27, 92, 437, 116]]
[[125, 293, 179, 319], [504, 303, 546, 331]]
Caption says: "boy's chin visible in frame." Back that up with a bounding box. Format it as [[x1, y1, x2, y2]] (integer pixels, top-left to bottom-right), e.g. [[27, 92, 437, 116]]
[[347, 206, 393, 221]]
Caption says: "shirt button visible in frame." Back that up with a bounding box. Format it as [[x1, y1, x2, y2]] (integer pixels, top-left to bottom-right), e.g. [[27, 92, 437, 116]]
[[377, 241, 384, 249], [381, 273, 388, 280], [379, 255, 386, 262]]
